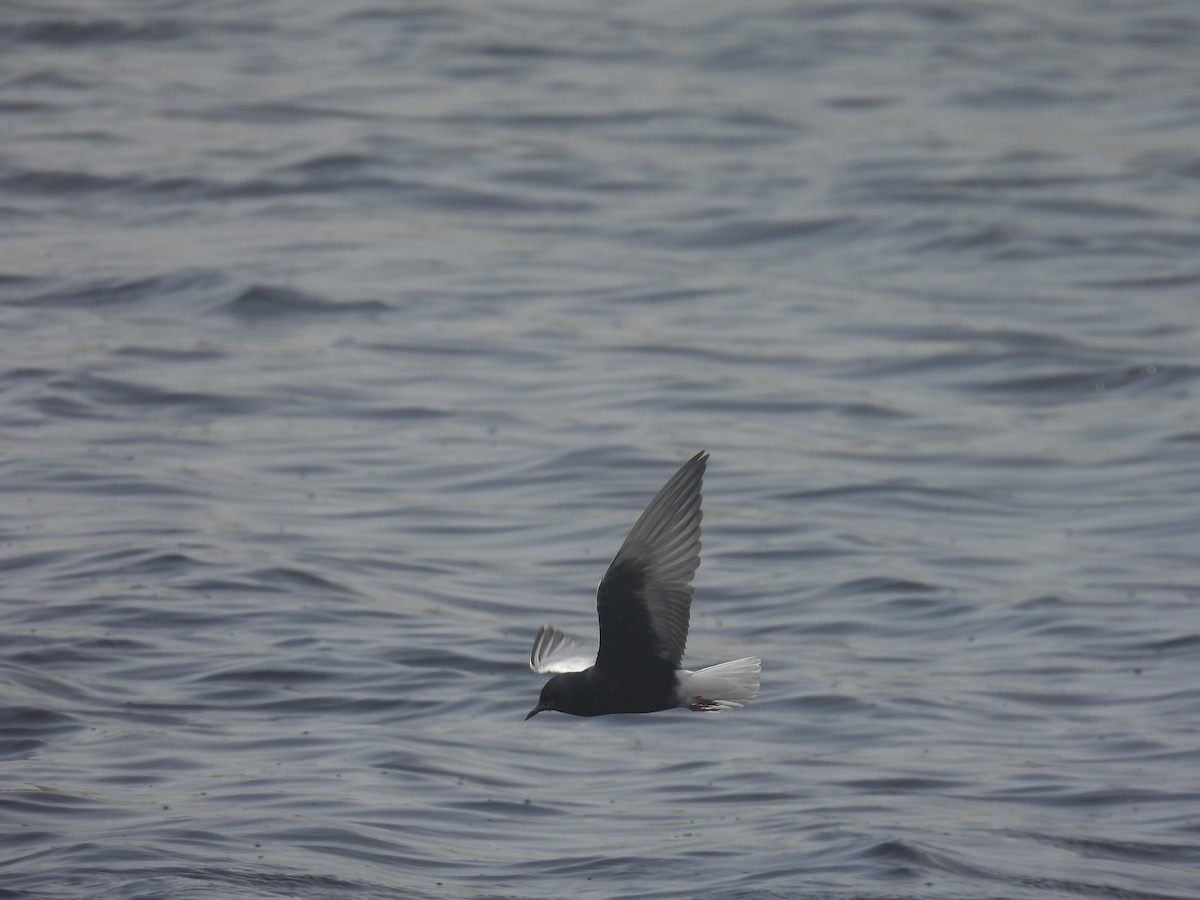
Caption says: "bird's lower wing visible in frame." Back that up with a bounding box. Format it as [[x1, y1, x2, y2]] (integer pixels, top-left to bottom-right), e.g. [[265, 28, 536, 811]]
[[529, 625, 595, 674]]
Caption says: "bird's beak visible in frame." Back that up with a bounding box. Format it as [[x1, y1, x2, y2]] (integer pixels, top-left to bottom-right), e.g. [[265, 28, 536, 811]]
[[524, 705, 544, 720]]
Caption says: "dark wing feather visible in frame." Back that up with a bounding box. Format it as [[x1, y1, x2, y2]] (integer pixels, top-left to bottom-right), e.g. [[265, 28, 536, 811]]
[[595, 452, 706, 671]]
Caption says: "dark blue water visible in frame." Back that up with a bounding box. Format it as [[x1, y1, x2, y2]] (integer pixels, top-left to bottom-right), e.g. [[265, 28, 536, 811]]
[[3, 1, 1199, 897]]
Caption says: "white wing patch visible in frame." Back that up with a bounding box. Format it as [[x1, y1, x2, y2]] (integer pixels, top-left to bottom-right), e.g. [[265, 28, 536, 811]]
[[529, 625, 595, 674]]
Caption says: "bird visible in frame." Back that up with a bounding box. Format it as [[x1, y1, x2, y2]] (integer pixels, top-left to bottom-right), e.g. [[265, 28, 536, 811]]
[[525, 451, 760, 719]]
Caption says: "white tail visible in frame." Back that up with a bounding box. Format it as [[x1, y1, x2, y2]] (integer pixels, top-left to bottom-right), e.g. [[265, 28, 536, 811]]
[[678, 657, 761, 712]]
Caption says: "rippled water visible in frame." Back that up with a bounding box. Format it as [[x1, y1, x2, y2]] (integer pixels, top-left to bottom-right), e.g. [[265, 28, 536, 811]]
[[3, 1, 1199, 898]]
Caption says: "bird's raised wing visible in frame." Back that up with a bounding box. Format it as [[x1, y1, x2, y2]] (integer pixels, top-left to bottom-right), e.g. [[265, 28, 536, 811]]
[[529, 624, 595, 674], [595, 451, 705, 672]]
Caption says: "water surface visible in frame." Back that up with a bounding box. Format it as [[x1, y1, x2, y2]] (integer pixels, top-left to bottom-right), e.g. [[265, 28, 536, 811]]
[[2, 1, 1199, 898]]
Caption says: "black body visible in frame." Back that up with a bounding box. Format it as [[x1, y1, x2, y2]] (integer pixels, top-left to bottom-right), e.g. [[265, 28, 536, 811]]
[[526, 452, 706, 719]]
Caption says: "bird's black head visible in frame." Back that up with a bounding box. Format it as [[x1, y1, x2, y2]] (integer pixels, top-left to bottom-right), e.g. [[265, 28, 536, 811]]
[[525, 671, 586, 720]]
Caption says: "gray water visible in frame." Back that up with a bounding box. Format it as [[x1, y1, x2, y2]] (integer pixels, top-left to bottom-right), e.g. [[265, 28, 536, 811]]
[[2, 1, 1199, 898]]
